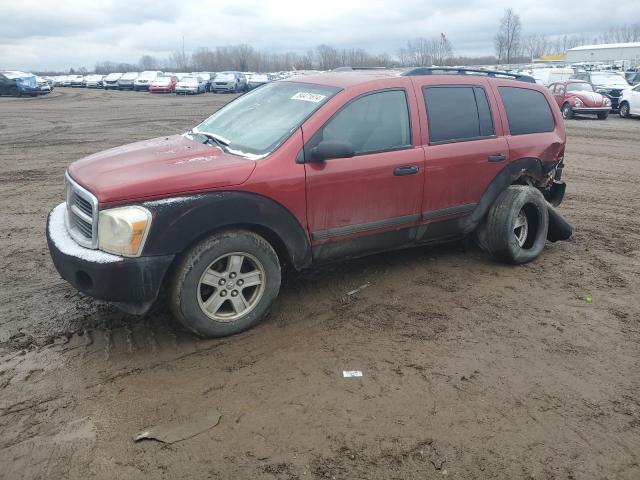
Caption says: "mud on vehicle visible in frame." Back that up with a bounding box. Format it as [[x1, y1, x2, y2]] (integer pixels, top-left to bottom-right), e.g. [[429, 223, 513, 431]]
[[47, 68, 572, 338]]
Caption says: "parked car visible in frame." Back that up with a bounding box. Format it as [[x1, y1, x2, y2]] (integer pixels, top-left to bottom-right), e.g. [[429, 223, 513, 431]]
[[619, 83, 640, 118], [47, 68, 572, 338], [625, 71, 640, 86], [61, 76, 74, 87], [246, 73, 271, 90], [211, 71, 247, 93], [149, 75, 178, 93], [134, 71, 163, 91], [549, 80, 611, 120], [175, 76, 206, 94], [69, 75, 86, 87], [190, 72, 212, 91], [118, 72, 139, 90], [571, 71, 630, 111], [102, 73, 123, 90], [0, 71, 41, 96], [35, 76, 52, 94], [84, 74, 105, 88], [52, 76, 66, 87], [532, 68, 574, 86]]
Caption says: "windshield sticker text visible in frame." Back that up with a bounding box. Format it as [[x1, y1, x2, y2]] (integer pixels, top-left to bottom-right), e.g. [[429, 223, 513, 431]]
[[291, 92, 326, 103]]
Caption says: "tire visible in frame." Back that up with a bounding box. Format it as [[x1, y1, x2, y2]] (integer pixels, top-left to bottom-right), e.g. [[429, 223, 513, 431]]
[[476, 185, 549, 264], [619, 102, 630, 118], [597, 112, 609, 120], [169, 230, 281, 338], [561, 103, 574, 119]]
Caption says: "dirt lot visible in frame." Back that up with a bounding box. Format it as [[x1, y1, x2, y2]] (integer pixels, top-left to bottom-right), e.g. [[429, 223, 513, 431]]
[[0, 88, 639, 479]]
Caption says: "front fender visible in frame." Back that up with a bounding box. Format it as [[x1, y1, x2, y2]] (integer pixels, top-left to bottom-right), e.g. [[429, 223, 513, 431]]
[[141, 192, 312, 270]]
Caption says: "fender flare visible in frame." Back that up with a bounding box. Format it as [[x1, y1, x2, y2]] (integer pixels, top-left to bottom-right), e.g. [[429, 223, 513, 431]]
[[141, 191, 312, 270], [461, 157, 556, 234]]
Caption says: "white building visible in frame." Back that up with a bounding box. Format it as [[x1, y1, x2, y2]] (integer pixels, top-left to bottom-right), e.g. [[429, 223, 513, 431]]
[[566, 42, 640, 66]]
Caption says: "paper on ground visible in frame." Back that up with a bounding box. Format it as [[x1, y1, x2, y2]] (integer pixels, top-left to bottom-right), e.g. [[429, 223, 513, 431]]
[[343, 370, 363, 378]]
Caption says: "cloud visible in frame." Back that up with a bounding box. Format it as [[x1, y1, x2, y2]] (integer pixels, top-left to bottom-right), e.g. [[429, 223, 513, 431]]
[[1, 0, 639, 71]]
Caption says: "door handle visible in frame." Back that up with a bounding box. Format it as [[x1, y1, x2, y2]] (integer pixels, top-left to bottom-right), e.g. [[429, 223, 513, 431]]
[[394, 165, 419, 176], [488, 154, 507, 162]]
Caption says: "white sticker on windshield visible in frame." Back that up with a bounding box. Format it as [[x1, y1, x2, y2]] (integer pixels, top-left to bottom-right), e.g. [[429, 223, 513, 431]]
[[291, 92, 326, 103]]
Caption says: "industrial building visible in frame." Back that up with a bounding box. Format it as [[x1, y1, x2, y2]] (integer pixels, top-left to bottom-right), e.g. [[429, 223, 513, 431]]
[[566, 42, 640, 66]]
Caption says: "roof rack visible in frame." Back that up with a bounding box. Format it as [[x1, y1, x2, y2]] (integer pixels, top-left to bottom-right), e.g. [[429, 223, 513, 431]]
[[333, 66, 391, 72], [401, 67, 536, 83]]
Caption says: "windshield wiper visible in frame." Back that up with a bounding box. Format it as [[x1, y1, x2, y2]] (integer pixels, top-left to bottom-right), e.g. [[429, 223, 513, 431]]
[[188, 129, 231, 151]]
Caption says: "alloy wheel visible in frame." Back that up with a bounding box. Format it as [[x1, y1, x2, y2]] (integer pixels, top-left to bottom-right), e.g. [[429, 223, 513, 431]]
[[197, 252, 266, 322]]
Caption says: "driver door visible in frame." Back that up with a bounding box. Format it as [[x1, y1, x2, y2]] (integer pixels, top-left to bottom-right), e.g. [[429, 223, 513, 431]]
[[302, 87, 425, 261]]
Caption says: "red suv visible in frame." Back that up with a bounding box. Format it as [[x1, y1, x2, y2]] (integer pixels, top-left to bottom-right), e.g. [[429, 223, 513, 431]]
[[47, 68, 571, 337]]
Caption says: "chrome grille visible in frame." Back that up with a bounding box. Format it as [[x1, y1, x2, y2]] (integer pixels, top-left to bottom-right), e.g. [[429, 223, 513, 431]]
[[65, 173, 98, 248]]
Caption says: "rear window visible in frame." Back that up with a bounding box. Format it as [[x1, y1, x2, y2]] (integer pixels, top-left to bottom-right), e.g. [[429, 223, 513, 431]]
[[423, 86, 495, 144], [499, 87, 555, 135]]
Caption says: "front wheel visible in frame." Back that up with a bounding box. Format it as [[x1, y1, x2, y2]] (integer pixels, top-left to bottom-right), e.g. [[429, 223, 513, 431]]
[[562, 103, 574, 119], [169, 230, 281, 338], [619, 102, 631, 118], [476, 185, 549, 264], [597, 112, 609, 120]]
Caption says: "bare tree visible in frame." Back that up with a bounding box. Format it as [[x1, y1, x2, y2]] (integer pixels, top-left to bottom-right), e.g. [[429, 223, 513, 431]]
[[495, 9, 521, 64], [432, 33, 454, 66], [315, 44, 340, 70], [138, 55, 158, 70]]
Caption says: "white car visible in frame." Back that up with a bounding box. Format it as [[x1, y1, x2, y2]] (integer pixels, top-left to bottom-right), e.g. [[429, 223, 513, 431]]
[[103, 72, 122, 90], [84, 74, 105, 88], [134, 70, 163, 91], [175, 76, 206, 95], [619, 83, 640, 118]]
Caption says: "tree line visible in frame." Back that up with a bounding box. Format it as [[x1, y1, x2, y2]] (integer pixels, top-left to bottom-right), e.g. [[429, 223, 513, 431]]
[[57, 15, 639, 75]]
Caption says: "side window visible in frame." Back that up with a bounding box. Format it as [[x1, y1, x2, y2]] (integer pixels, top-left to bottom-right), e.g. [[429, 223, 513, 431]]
[[499, 87, 555, 135], [423, 86, 495, 144], [318, 90, 411, 155]]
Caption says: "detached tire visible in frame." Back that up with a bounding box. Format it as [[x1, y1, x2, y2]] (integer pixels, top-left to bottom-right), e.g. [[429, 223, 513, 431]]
[[169, 230, 281, 338], [476, 185, 549, 264]]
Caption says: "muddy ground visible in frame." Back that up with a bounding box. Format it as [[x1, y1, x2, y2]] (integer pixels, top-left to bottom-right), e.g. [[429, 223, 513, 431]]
[[0, 88, 639, 479]]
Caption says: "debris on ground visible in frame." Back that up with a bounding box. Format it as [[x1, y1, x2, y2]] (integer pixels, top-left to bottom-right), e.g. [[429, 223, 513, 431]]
[[343, 370, 363, 378], [346, 283, 370, 296], [134, 413, 221, 444]]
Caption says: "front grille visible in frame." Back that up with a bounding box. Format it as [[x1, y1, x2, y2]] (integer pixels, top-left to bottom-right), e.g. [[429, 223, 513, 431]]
[[65, 173, 98, 248]]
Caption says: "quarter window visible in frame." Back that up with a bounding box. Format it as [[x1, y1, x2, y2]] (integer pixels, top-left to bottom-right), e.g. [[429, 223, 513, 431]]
[[317, 90, 412, 155], [423, 86, 495, 144], [499, 87, 555, 135]]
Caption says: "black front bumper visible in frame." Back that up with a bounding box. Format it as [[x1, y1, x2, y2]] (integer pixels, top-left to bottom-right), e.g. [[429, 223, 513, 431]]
[[47, 208, 174, 314]]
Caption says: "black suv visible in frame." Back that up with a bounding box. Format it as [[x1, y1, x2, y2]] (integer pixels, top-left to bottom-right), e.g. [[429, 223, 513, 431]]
[[572, 71, 631, 111]]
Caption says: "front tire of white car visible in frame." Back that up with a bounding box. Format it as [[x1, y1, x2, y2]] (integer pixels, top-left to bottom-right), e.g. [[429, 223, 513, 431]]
[[619, 102, 631, 118]]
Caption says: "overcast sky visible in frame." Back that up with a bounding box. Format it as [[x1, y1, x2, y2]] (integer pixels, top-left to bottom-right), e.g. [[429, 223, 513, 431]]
[[2, 0, 639, 71]]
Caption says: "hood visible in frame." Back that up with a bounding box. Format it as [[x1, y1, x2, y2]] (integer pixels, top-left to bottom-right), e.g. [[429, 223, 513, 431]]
[[68, 135, 256, 204], [568, 90, 607, 106]]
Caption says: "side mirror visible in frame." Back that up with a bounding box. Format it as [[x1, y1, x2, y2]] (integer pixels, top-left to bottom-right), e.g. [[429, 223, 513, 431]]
[[310, 140, 355, 162]]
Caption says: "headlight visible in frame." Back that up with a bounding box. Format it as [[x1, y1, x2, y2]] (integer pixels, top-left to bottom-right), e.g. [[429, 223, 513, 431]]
[[98, 206, 151, 257], [603, 97, 611, 106], [573, 98, 583, 107]]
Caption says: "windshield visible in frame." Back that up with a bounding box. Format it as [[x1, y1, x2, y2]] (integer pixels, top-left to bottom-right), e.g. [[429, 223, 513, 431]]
[[193, 81, 340, 158], [567, 83, 593, 92], [122, 72, 138, 80], [139, 71, 158, 79], [155, 76, 172, 84], [181, 77, 198, 85], [591, 73, 628, 86]]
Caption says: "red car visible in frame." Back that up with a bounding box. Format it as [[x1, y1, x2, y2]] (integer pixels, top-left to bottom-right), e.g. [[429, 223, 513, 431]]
[[549, 80, 611, 119], [149, 75, 178, 93], [47, 68, 571, 338]]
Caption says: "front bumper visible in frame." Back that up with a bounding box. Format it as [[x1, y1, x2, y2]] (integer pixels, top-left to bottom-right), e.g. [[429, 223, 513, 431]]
[[46, 203, 174, 314], [574, 107, 610, 114], [176, 88, 198, 94], [134, 83, 150, 91], [212, 83, 235, 92], [150, 86, 173, 92]]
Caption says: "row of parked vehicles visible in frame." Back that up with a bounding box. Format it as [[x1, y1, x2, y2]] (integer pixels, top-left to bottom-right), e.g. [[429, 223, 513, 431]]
[[50, 71, 279, 94], [0, 71, 55, 96], [519, 66, 640, 120]]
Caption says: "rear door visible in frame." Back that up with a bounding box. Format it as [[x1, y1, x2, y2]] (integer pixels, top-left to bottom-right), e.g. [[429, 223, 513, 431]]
[[302, 81, 425, 260], [413, 77, 509, 237]]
